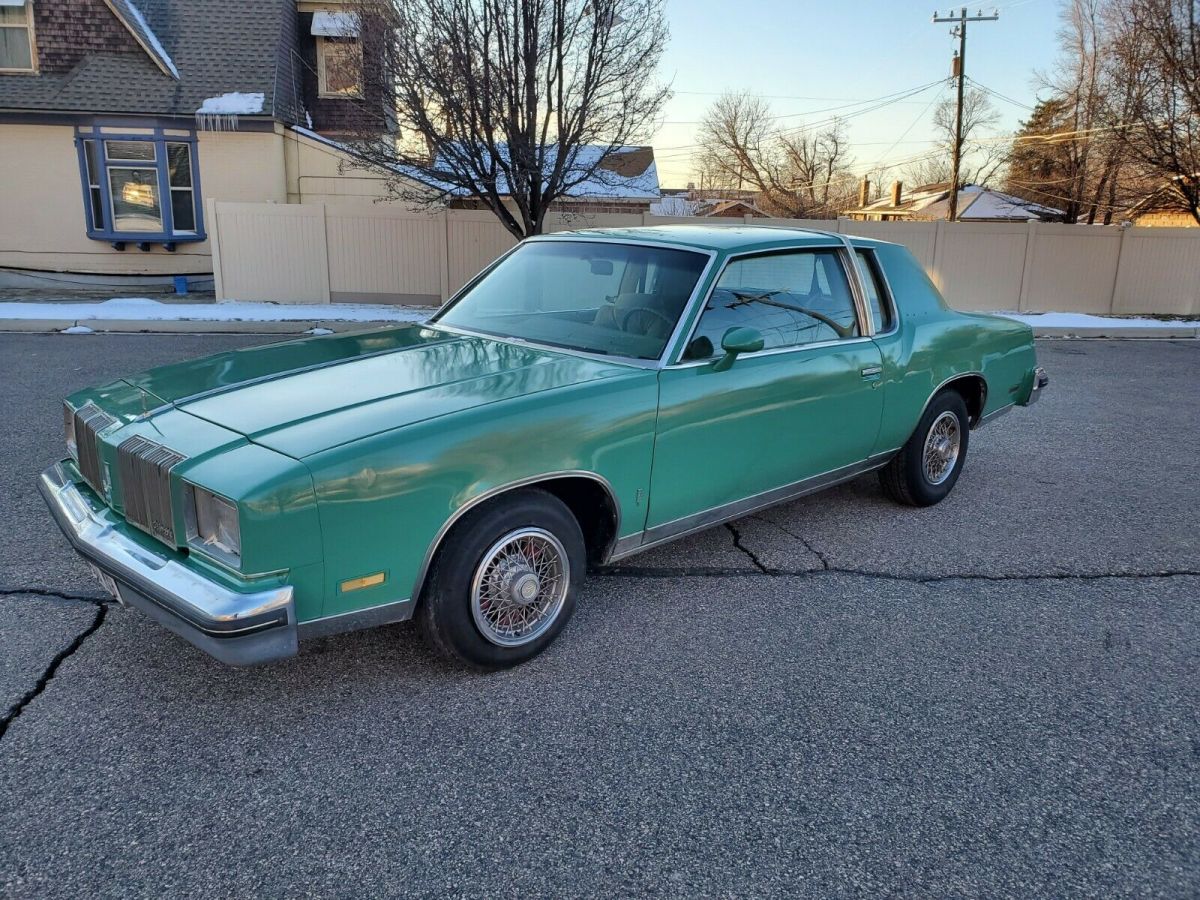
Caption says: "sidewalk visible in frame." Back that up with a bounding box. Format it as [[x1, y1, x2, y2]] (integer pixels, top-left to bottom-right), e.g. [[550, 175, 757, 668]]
[[0, 295, 1196, 337]]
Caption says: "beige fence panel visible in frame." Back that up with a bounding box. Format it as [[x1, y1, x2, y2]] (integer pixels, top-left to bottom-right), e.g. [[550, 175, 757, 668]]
[[211, 201, 329, 303], [930, 223, 1028, 310], [325, 206, 445, 305], [1113, 228, 1200, 316], [1022, 223, 1122, 314], [446, 209, 518, 295]]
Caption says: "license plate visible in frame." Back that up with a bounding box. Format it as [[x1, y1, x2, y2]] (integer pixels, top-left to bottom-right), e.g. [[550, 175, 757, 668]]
[[88, 564, 121, 603]]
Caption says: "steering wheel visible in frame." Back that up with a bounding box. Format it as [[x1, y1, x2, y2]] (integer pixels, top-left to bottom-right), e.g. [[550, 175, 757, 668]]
[[619, 305, 677, 337]]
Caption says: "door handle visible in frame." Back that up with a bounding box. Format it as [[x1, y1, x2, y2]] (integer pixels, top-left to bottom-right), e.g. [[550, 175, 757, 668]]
[[860, 365, 882, 378]]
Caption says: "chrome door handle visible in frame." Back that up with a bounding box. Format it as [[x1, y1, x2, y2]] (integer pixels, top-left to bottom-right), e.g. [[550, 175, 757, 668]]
[[860, 365, 882, 378]]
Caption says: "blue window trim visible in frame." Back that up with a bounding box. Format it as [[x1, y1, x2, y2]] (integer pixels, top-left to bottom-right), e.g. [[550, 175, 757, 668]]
[[73, 122, 206, 245]]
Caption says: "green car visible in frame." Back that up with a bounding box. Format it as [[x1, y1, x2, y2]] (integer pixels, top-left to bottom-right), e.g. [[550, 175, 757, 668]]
[[41, 225, 1048, 669]]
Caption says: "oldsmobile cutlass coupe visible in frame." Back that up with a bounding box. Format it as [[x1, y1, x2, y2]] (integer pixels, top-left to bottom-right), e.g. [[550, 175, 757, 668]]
[[42, 225, 1047, 669]]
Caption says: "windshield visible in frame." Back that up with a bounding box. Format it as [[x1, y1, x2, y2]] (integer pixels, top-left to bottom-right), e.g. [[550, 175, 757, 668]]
[[432, 240, 709, 360]]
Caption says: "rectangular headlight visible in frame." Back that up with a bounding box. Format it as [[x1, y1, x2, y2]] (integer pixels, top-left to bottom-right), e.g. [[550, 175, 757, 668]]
[[185, 484, 242, 568], [63, 402, 77, 459]]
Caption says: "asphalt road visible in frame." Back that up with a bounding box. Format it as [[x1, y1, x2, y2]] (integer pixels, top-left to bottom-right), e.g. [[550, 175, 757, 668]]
[[1, 333, 1197, 898]]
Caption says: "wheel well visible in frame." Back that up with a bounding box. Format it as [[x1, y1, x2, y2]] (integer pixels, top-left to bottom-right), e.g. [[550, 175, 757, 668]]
[[941, 375, 987, 426], [533, 476, 620, 567]]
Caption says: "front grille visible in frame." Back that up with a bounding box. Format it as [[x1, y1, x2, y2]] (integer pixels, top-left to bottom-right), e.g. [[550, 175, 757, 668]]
[[118, 435, 186, 545], [74, 403, 117, 492]]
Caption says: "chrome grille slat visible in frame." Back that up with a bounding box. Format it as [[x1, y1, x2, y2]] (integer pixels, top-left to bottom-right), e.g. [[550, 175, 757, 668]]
[[118, 435, 185, 545], [73, 403, 117, 492]]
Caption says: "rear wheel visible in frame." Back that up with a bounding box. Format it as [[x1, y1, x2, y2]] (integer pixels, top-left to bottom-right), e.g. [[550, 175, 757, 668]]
[[879, 390, 970, 507], [418, 489, 585, 669]]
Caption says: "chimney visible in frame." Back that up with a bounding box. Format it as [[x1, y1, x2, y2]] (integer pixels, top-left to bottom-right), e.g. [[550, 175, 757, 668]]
[[859, 176, 871, 207], [890, 180, 903, 207]]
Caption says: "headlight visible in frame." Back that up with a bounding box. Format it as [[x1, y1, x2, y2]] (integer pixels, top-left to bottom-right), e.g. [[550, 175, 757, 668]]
[[63, 403, 77, 459], [185, 484, 242, 568]]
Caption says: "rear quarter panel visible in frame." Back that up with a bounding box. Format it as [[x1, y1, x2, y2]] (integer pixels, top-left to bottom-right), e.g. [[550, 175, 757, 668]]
[[302, 370, 659, 618], [869, 242, 1037, 452]]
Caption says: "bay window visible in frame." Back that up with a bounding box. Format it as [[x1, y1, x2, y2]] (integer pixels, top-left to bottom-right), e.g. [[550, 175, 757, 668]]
[[75, 126, 204, 246]]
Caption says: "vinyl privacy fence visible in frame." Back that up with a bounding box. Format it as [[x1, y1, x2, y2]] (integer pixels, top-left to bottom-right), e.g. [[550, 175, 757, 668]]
[[206, 201, 1200, 316]]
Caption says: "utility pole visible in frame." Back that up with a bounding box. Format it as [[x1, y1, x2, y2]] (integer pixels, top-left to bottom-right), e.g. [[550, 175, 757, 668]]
[[932, 7, 998, 221]]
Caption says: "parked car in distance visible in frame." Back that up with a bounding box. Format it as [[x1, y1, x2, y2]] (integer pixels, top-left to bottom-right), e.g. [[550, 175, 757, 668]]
[[41, 225, 1048, 669]]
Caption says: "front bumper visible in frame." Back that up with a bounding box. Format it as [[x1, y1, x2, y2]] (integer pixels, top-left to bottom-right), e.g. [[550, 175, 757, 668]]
[[1025, 366, 1049, 405], [38, 462, 298, 667]]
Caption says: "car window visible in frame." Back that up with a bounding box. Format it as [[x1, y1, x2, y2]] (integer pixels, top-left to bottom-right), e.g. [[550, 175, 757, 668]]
[[684, 249, 860, 359], [433, 241, 708, 360], [854, 249, 894, 333]]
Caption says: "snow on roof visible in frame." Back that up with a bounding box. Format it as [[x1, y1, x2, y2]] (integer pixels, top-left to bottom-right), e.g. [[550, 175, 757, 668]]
[[650, 196, 701, 216], [854, 183, 1062, 221], [111, 0, 179, 79], [429, 144, 660, 200], [197, 91, 265, 115]]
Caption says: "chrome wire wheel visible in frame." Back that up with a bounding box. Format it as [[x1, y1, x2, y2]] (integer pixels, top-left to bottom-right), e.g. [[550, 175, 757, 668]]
[[470, 527, 570, 648], [922, 410, 961, 485]]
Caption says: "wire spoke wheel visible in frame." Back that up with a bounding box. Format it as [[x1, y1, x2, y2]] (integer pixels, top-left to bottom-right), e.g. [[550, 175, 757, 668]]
[[470, 527, 570, 647], [921, 410, 961, 485]]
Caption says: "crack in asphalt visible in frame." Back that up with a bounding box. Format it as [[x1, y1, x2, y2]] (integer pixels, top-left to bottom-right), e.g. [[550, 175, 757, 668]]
[[724, 523, 775, 574], [0, 597, 108, 743], [600, 563, 1200, 585], [0, 586, 113, 605], [750, 514, 832, 570]]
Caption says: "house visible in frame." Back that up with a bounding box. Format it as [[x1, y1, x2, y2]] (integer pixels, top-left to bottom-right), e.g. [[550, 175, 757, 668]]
[[844, 180, 1063, 223], [0, 0, 407, 280], [441, 145, 661, 215], [1124, 185, 1199, 227]]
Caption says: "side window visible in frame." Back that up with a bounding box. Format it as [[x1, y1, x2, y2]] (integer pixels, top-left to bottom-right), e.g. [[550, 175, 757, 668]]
[[854, 250, 894, 333], [685, 249, 860, 359]]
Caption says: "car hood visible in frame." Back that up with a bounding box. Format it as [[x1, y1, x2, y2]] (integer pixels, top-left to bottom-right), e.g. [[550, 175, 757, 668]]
[[120, 325, 635, 459]]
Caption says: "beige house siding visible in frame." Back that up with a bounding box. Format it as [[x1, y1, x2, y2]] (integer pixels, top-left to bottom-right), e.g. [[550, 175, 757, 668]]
[[0, 123, 288, 275]]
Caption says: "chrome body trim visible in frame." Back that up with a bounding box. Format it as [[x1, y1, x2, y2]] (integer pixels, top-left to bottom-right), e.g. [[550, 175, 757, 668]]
[[297, 597, 416, 640], [38, 462, 297, 666], [977, 402, 1015, 426], [428, 236, 721, 370], [606, 451, 896, 562], [410, 469, 622, 602]]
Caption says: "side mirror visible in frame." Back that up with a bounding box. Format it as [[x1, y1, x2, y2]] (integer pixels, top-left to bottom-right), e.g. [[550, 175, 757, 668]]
[[712, 327, 764, 372]]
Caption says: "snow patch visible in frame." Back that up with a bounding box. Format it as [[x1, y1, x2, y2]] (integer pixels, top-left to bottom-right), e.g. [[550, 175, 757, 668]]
[[60, 324, 95, 334], [197, 92, 266, 115], [0, 298, 432, 324], [121, 0, 179, 78], [995, 312, 1196, 330], [304, 327, 336, 335]]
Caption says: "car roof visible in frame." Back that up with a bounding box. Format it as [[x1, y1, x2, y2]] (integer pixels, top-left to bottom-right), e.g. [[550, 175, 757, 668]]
[[534, 224, 891, 254]]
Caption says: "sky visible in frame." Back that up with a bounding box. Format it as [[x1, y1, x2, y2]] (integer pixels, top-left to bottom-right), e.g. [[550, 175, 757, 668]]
[[650, 0, 1063, 188]]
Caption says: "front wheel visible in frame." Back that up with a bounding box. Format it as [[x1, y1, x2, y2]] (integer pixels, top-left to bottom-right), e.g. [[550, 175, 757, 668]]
[[417, 489, 585, 669], [879, 390, 970, 507]]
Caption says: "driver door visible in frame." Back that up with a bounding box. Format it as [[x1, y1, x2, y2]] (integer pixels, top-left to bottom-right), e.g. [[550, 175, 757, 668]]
[[645, 247, 884, 533]]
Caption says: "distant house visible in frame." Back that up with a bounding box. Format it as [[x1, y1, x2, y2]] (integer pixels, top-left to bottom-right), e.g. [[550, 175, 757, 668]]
[[443, 145, 661, 215], [0, 0, 412, 279], [700, 199, 767, 218], [844, 181, 1063, 223], [1125, 186, 1199, 228], [649, 189, 766, 218]]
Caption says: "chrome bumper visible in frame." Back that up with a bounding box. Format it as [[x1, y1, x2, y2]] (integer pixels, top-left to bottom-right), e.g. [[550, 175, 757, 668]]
[[38, 462, 298, 667], [1026, 366, 1049, 405]]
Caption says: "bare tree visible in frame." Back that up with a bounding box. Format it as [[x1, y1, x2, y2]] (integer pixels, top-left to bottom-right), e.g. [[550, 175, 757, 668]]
[[695, 92, 856, 218], [929, 88, 1007, 188], [340, 0, 670, 239], [1112, 0, 1200, 223]]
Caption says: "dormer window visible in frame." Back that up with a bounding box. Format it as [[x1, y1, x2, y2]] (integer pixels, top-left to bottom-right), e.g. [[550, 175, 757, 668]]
[[312, 11, 361, 98], [0, 0, 37, 73]]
